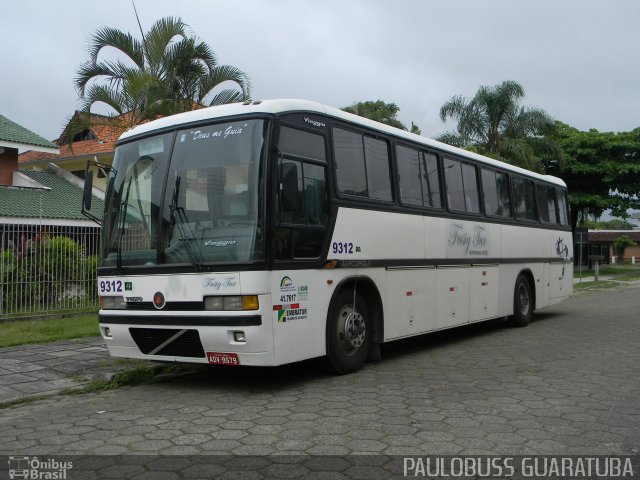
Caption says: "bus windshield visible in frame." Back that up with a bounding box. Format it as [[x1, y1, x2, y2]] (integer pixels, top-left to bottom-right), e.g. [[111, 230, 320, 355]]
[[101, 119, 266, 269]]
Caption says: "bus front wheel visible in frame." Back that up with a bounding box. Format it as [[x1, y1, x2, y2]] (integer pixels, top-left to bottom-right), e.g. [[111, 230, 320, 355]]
[[511, 274, 533, 327], [326, 289, 371, 374]]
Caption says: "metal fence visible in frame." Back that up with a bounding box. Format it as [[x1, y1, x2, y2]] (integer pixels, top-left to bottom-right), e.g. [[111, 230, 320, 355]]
[[0, 223, 100, 318]]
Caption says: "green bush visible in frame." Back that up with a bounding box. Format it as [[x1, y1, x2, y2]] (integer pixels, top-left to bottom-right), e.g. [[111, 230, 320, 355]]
[[0, 235, 99, 314], [613, 235, 636, 263]]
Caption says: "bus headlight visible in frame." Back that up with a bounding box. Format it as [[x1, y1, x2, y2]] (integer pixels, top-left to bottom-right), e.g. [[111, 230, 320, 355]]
[[223, 296, 243, 311], [100, 296, 126, 310], [204, 295, 259, 311], [204, 297, 224, 311]]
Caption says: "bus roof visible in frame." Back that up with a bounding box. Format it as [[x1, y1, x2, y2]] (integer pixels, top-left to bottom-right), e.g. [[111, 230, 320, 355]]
[[120, 99, 566, 188]]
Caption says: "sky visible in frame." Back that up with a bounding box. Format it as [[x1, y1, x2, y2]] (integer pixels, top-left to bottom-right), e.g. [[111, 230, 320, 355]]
[[1, 0, 639, 144]]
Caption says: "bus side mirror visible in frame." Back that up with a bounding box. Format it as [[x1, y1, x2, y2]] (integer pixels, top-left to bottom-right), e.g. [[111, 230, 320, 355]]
[[280, 163, 299, 212], [83, 169, 94, 211]]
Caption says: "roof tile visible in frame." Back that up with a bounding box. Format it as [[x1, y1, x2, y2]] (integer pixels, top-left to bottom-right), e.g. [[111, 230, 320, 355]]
[[0, 115, 58, 150], [0, 170, 103, 221]]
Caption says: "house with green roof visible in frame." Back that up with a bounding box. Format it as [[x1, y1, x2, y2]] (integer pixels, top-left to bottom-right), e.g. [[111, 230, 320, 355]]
[[1, 115, 104, 226], [0, 165, 104, 226], [0, 114, 59, 185], [0, 115, 59, 153]]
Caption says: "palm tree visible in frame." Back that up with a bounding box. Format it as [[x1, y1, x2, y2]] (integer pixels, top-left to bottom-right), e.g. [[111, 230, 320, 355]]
[[73, 17, 250, 129], [437, 81, 558, 171]]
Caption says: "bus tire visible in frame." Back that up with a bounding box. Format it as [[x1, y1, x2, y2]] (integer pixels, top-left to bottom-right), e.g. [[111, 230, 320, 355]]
[[511, 273, 533, 327], [325, 289, 371, 374]]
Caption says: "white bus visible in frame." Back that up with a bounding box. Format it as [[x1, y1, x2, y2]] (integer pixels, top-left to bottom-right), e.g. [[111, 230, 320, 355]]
[[90, 99, 572, 374]]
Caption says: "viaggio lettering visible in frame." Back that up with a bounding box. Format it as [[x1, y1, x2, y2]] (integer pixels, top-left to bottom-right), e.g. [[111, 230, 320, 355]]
[[304, 116, 326, 128]]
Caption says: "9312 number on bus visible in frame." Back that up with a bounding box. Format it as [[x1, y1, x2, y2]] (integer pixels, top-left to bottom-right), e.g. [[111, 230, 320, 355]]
[[332, 242, 353, 254], [99, 280, 123, 293]]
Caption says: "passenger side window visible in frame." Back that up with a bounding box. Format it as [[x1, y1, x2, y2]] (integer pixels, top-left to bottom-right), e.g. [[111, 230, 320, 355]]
[[364, 137, 392, 201], [280, 126, 326, 161], [333, 127, 392, 201], [278, 159, 328, 227], [557, 189, 569, 226], [423, 153, 442, 207], [481, 169, 512, 217], [444, 157, 480, 213], [536, 184, 557, 224], [397, 145, 422, 205], [512, 177, 537, 221], [396, 145, 442, 208]]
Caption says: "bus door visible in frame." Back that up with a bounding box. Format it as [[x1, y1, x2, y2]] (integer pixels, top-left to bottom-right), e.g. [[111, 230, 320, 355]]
[[273, 124, 330, 262]]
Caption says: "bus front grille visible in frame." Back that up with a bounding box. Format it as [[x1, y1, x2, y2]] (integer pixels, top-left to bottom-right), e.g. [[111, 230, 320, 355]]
[[125, 301, 204, 311], [129, 328, 205, 358]]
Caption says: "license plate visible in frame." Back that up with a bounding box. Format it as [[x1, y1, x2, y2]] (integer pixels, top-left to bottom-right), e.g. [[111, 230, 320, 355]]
[[206, 352, 240, 366]]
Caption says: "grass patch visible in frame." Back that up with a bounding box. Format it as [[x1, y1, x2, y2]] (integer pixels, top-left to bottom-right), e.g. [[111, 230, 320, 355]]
[[574, 280, 618, 290], [0, 314, 99, 348], [574, 270, 595, 278], [612, 272, 640, 282], [62, 364, 196, 395], [599, 266, 640, 275], [574, 265, 640, 278], [63, 366, 157, 394], [0, 394, 53, 410], [0, 363, 198, 410]]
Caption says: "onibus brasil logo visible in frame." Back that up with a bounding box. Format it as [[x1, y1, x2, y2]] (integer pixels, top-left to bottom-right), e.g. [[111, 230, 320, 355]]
[[8, 456, 72, 479]]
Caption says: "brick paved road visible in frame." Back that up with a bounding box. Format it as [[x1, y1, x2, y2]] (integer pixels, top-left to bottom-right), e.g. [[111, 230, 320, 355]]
[[1, 285, 639, 457], [0, 337, 111, 403]]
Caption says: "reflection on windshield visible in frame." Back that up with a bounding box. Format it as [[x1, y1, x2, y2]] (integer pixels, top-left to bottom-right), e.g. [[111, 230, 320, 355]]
[[100, 120, 265, 269]]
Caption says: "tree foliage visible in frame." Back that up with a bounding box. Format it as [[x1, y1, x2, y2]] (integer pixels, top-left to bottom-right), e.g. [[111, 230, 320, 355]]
[[613, 235, 636, 262], [579, 218, 638, 230], [545, 122, 640, 231], [342, 100, 421, 133], [69, 17, 251, 137], [437, 80, 559, 171]]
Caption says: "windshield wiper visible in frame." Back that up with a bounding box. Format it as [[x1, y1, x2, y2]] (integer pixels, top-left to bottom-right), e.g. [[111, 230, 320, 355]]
[[116, 177, 133, 273], [168, 175, 202, 270]]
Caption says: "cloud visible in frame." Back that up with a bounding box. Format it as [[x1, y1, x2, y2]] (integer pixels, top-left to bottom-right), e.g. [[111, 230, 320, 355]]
[[2, 0, 638, 141]]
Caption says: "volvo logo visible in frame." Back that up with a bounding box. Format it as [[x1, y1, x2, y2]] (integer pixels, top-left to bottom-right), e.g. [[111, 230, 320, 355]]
[[153, 292, 166, 310]]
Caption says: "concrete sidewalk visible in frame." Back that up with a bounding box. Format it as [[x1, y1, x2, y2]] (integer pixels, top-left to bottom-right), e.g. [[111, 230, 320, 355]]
[[0, 337, 143, 404]]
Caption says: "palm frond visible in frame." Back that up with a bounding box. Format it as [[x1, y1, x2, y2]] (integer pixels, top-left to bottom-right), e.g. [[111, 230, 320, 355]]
[[439, 95, 468, 123], [207, 89, 245, 106], [75, 62, 117, 96], [498, 138, 538, 170], [435, 131, 470, 148], [199, 65, 251, 103], [88, 27, 144, 68], [80, 84, 127, 117], [143, 17, 187, 71]]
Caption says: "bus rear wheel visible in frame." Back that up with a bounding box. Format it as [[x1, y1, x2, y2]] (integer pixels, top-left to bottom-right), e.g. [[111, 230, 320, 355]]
[[326, 289, 371, 374], [511, 273, 533, 327]]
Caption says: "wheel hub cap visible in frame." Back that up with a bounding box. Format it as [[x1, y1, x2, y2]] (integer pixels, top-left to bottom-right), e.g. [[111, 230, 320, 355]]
[[344, 312, 365, 348]]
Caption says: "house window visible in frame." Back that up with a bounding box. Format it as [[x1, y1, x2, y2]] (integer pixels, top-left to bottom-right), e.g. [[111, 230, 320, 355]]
[[72, 130, 97, 142]]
